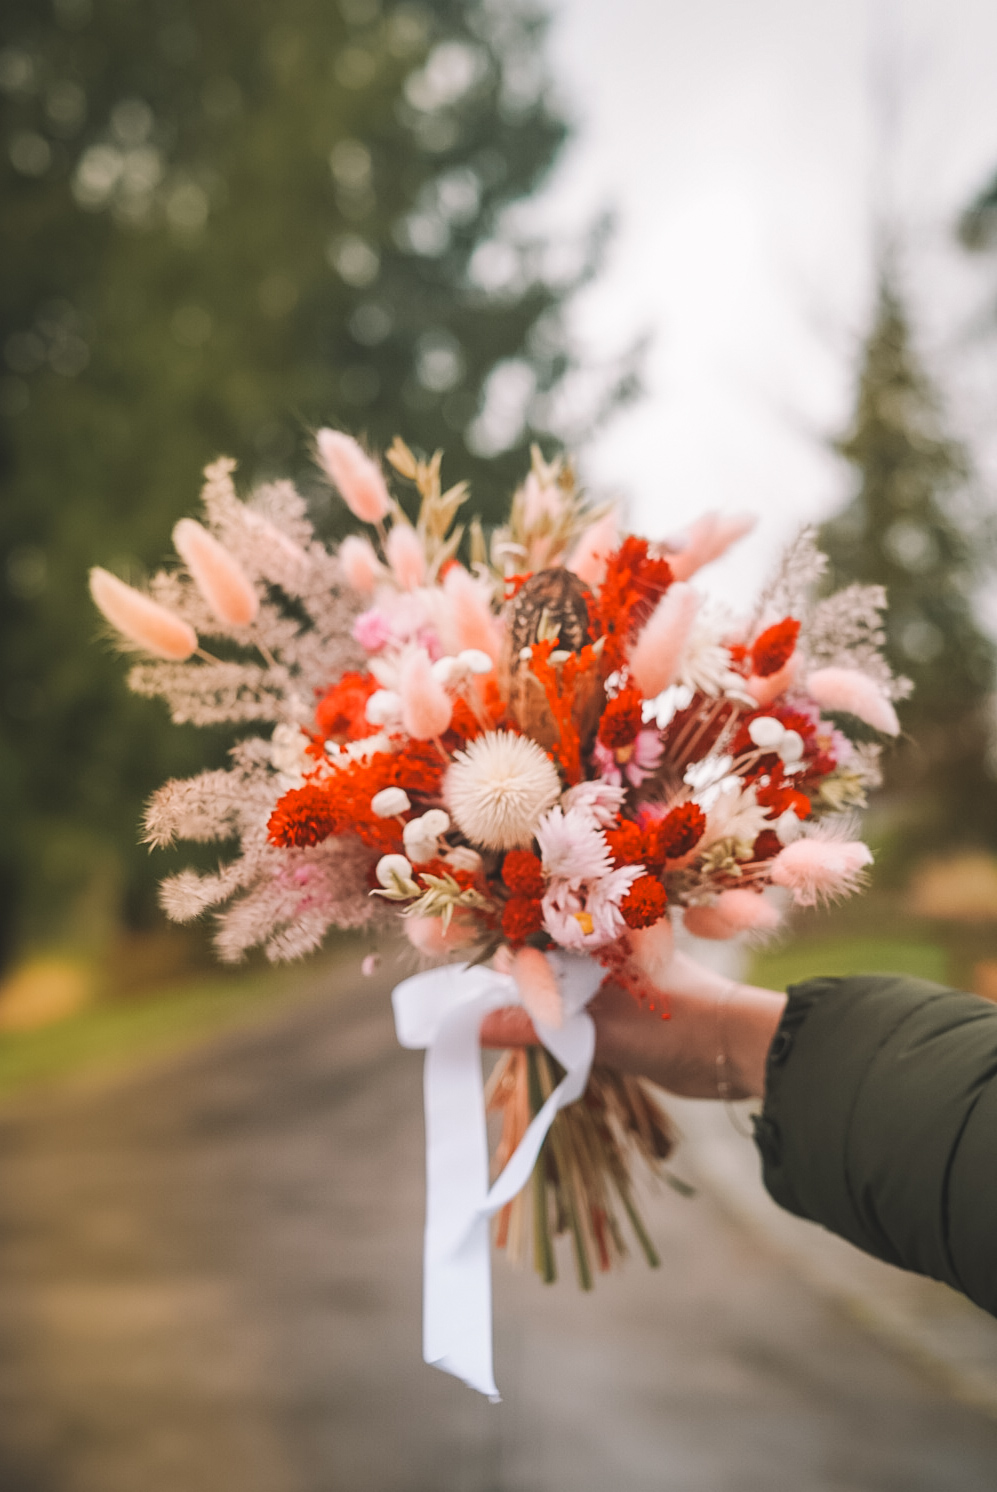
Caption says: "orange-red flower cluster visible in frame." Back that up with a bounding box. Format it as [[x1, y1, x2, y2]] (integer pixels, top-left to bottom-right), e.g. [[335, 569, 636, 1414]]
[[501, 896, 544, 944], [315, 670, 380, 741], [502, 850, 546, 898], [643, 802, 707, 866], [621, 875, 668, 929], [597, 684, 644, 750], [267, 741, 444, 852], [594, 537, 673, 670], [605, 820, 644, 866], [750, 618, 800, 678]]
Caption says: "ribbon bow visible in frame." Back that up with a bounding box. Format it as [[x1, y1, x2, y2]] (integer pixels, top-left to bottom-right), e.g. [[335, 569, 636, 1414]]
[[392, 951, 604, 1400]]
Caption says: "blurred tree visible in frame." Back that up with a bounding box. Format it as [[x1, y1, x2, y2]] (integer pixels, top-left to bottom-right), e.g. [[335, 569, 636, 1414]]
[[819, 265, 997, 859], [0, 0, 638, 971]]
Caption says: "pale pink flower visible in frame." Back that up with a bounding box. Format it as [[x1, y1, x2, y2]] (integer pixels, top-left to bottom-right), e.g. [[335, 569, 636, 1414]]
[[442, 564, 503, 662], [400, 649, 453, 739], [541, 867, 639, 951], [666, 512, 756, 581], [352, 608, 393, 653], [568, 510, 618, 589], [339, 534, 383, 595], [561, 779, 625, 828], [628, 582, 700, 698], [769, 837, 873, 907], [592, 729, 662, 788], [805, 667, 900, 736], [315, 429, 391, 524], [173, 518, 259, 627], [89, 568, 198, 661], [683, 889, 782, 940], [512, 946, 564, 1028], [385, 522, 426, 591], [535, 806, 612, 885]]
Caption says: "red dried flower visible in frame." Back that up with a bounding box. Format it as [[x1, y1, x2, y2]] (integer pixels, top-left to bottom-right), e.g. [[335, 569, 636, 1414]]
[[502, 850, 546, 898], [267, 783, 338, 847], [594, 536, 673, 671], [751, 830, 783, 861], [750, 618, 800, 678], [606, 821, 644, 865], [315, 670, 380, 741], [501, 896, 545, 944], [621, 875, 668, 929], [644, 802, 707, 865], [598, 685, 644, 750]]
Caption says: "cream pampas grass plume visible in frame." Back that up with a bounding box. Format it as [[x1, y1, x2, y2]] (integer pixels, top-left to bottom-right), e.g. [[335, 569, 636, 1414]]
[[444, 564, 503, 661], [769, 836, 873, 907], [400, 649, 452, 739], [315, 429, 391, 524], [385, 522, 426, 591], [568, 509, 618, 589], [628, 582, 699, 698], [89, 568, 197, 661], [445, 730, 561, 850], [338, 534, 383, 595], [805, 667, 900, 736], [667, 512, 756, 581], [684, 889, 781, 940], [172, 518, 258, 627], [513, 946, 564, 1029]]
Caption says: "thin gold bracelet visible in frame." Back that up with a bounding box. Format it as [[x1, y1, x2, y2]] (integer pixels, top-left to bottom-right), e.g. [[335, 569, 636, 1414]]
[[716, 979, 755, 1136]]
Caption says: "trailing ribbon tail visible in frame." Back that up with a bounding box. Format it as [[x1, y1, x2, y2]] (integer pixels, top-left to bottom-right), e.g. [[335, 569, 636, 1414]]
[[392, 952, 603, 1399]]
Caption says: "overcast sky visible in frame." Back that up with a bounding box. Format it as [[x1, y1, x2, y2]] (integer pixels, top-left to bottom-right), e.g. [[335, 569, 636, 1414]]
[[538, 0, 997, 606]]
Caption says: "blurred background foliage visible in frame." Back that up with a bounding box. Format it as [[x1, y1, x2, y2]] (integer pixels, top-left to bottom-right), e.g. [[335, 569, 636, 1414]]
[[0, 0, 639, 978]]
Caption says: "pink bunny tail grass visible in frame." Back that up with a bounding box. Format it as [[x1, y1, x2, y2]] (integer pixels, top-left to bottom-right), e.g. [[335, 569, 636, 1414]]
[[404, 914, 478, 956], [747, 652, 800, 707], [89, 568, 198, 661], [805, 667, 900, 736], [628, 582, 699, 697], [400, 649, 453, 738], [385, 522, 426, 591], [338, 534, 383, 595], [444, 564, 503, 661], [684, 889, 782, 941], [667, 512, 756, 581], [513, 946, 564, 1029], [568, 509, 618, 589], [172, 518, 258, 627], [315, 429, 391, 524], [769, 837, 873, 907], [628, 916, 675, 988]]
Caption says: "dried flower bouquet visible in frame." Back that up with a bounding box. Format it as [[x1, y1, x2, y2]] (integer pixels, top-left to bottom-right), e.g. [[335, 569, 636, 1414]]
[[91, 433, 905, 1292]]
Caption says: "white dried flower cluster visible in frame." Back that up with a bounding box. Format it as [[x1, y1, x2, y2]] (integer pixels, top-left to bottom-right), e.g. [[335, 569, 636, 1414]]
[[445, 730, 561, 850]]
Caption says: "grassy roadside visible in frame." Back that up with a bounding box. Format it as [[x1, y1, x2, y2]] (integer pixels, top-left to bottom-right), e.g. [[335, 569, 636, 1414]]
[[0, 949, 355, 1102]]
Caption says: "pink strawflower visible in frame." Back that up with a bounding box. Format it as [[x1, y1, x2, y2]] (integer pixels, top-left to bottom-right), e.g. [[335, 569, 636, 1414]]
[[443, 565, 503, 662], [667, 512, 756, 581], [352, 608, 394, 653], [385, 522, 426, 591], [769, 836, 873, 907], [513, 946, 564, 1028], [805, 667, 900, 736], [400, 648, 453, 739], [339, 534, 383, 596], [568, 509, 618, 589], [315, 429, 391, 524], [173, 518, 259, 627], [541, 866, 639, 951], [592, 729, 663, 789], [89, 568, 198, 661], [628, 582, 700, 698], [535, 806, 612, 886], [560, 779, 625, 828]]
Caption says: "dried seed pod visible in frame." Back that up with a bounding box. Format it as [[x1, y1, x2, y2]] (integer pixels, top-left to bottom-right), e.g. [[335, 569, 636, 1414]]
[[505, 567, 603, 751]]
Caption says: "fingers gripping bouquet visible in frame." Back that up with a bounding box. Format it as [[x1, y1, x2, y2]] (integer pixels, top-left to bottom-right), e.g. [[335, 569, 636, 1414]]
[[91, 433, 905, 1395]]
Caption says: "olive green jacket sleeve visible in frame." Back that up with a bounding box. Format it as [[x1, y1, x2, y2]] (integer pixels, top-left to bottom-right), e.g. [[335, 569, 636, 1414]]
[[753, 975, 997, 1316]]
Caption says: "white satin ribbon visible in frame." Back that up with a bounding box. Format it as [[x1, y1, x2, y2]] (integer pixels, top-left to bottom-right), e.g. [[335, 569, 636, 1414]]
[[392, 951, 604, 1400]]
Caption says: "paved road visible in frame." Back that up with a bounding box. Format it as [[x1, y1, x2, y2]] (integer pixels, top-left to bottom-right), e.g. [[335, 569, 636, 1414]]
[[0, 952, 995, 1492]]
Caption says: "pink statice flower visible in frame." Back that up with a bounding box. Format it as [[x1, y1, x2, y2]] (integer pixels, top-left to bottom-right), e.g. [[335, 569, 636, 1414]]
[[593, 729, 663, 789]]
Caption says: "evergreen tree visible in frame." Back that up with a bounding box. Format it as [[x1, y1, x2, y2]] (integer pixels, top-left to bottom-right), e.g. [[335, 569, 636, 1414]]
[[0, 0, 636, 969], [819, 267, 997, 855]]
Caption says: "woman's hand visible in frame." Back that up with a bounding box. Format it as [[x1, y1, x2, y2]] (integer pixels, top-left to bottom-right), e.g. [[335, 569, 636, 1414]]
[[480, 950, 787, 1100]]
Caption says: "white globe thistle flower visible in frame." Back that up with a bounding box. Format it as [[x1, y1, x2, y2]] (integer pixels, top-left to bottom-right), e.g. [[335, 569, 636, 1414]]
[[371, 787, 411, 818], [445, 730, 561, 851]]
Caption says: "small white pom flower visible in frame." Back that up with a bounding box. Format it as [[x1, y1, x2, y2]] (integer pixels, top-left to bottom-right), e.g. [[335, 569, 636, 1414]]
[[371, 787, 410, 818], [445, 730, 561, 850], [403, 809, 451, 863], [748, 717, 785, 750], [375, 854, 418, 895], [366, 689, 402, 726], [458, 649, 494, 675]]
